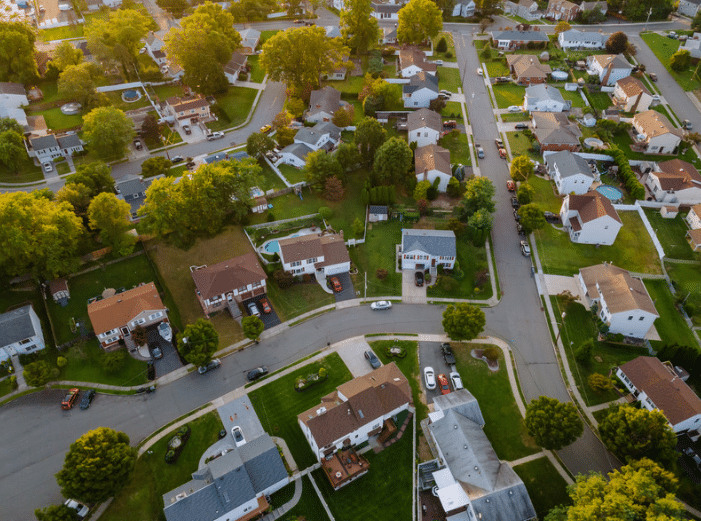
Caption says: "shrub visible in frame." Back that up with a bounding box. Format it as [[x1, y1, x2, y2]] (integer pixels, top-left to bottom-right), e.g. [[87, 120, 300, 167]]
[[318, 367, 327, 378], [266, 212, 276, 222], [56, 356, 68, 368], [439, 276, 458, 292], [100, 350, 126, 374], [147, 364, 156, 380], [445, 51, 453, 58], [274, 269, 295, 289], [132, 325, 147, 346], [318, 206, 333, 220], [588, 373, 613, 393], [9, 375, 17, 390], [483, 345, 500, 361], [376, 268, 388, 280], [575, 338, 594, 365], [436, 37, 447, 53]]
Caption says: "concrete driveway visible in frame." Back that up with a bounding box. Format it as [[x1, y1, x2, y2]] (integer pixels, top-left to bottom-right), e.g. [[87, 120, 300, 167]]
[[335, 338, 376, 377], [402, 270, 427, 304], [420, 341, 452, 404]]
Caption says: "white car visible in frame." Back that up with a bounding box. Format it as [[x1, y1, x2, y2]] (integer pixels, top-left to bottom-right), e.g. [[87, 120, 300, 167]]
[[64, 499, 89, 520], [520, 240, 531, 257], [158, 322, 172, 342], [424, 366, 436, 390], [508, 106, 522, 113], [231, 426, 246, 447], [247, 301, 260, 317], [477, 68, 483, 76], [449, 371, 464, 391], [370, 300, 392, 310], [207, 131, 225, 141], [43, 162, 53, 172]]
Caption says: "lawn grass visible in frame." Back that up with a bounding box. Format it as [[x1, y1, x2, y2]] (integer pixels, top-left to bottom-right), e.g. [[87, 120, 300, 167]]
[[248, 352, 353, 469], [666, 262, 701, 327], [427, 239, 492, 299], [506, 131, 541, 162], [644, 209, 697, 260], [60, 338, 149, 387], [264, 280, 335, 322], [560, 87, 585, 108], [348, 220, 403, 298], [101, 412, 223, 521], [501, 112, 531, 122], [493, 83, 526, 109], [439, 130, 471, 166], [644, 279, 699, 348], [441, 101, 463, 118], [453, 343, 539, 460], [513, 457, 571, 518], [485, 59, 510, 78], [0, 156, 45, 183], [0, 377, 15, 398], [534, 210, 663, 276], [259, 162, 287, 191], [38, 24, 84, 41], [246, 55, 267, 83], [150, 85, 186, 103], [104, 89, 153, 112], [278, 163, 305, 185], [206, 87, 258, 131], [528, 175, 563, 213], [437, 67, 462, 92], [641, 33, 700, 92], [434, 31, 458, 62], [584, 89, 612, 112], [282, 476, 331, 521], [321, 75, 364, 95], [26, 106, 83, 130]]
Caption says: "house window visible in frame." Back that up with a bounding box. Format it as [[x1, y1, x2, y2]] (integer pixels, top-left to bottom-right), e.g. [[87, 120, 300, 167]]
[[19, 338, 32, 345], [238, 286, 247, 293], [148, 312, 163, 320], [416, 132, 420, 137], [252, 281, 261, 288], [628, 316, 633, 320], [639, 316, 645, 320], [308, 257, 317, 263], [291, 261, 301, 267]]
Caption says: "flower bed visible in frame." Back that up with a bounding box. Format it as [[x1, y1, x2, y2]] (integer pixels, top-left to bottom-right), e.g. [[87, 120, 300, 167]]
[[295, 368, 328, 392], [165, 425, 191, 464]]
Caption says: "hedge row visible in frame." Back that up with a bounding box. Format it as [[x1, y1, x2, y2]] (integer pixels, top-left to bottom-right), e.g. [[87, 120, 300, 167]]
[[609, 145, 646, 200]]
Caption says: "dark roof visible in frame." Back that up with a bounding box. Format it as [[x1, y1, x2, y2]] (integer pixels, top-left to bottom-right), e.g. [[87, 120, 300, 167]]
[[655, 159, 701, 191], [204, 153, 227, 164], [308, 86, 342, 117], [0, 305, 38, 347], [401, 229, 456, 257], [57, 134, 81, 149], [279, 233, 349, 267], [191, 253, 267, 300], [77, 41, 92, 57], [295, 122, 341, 145], [116, 177, 152, 199], [280, 142, 313, 161], [224, 51, 247, 75], [545, 151, 594, 179], [30, 134, 58, 151], [372, 2, 402, 13], [0, 82, 26, 96], [491, 30, 549, 42], [403, 71, 439, 94], [407, 108, 442, 132], [369, 205, 388, 215]]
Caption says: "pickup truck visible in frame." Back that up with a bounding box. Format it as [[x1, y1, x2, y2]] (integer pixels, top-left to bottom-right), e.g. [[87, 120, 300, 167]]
[[476, 144, 484, 159]]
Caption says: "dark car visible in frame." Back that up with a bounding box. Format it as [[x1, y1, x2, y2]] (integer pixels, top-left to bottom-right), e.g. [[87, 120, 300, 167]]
[[186, 161, 196, 169], [150, 345, 163, 360], [544, 211, 560, 223], [517, 223, 525, 235], [364, 350, 381, 369], [441, 343, 456, 365], [171, 156, 184, 163], [247, 366, 269, 381], [134, 139, 143, 150], [198, 358, 221, 374], [79, 389, 96, 410], [182, 124, 192, 135], [514, 123, 529, 130], [513, 208, 521, 221], [511, 197, 520, 208], [415, 271, 424, 287]]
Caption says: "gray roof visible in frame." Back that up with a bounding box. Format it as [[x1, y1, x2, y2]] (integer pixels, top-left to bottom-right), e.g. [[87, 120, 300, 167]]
[[369, 205, 388, 215], [204, 153, 227, 164], [308, 86, 342, 117], [372, 2, 402, 13], [407, 108, 442, 133], [491, 30, 549, 42], [116, 177, 152, 199], [325, 25, 341, 38], [281, 142, 314, 161], [560, 29, 605, 44], [432, 389, 485, 426], [0, 82, 26, 96], [57, 134, 81, 148], [294, 122, 341, 145], [580, 0, 607, 10], [0, 305, 37, 347], [403, 72, 439, 94], [230, 151, 249, 161], [401, 229, 456, 257], [545, 151, 594, 179], [525, 83, 566, 104], [76, 41, 92, 57], [30, 134, 58, 151]]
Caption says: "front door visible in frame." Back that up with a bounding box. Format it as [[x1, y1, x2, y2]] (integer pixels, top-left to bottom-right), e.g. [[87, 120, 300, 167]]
[[121, 326, 130, 337]]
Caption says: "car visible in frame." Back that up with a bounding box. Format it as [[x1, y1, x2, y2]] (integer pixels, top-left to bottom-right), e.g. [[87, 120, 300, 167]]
[[150, 345, 163, 360], [508, 105, 522, 113], [424, 366, 436, 390], [43, 162, 53, 173], [437, 373, 451, 395], [207, 131, 224, 141], [449, 371, 464, 391], [329, 276, 343, 292], [520, 240, 531, 257], [495, 76, 511, 83], [513, 208, 521, 221], [506, 180, 516, 192], [231, 426, 247, 446], [495, 137, 504, 149], [511, 197, 520, 208], [649, 72, 658, 82], [247, 366, 269, 381], [667, 31, 677, 39], [370, 300, 392, 310], [441, 342, 456, 365], [247, 301, 261, 317], [260, 124, 272, 133], [79, 389, 95, 410], [185, 161, 196, 169], [158, 322, 172, 342], [499, 148, 507, 159], [434, 60, 444, 66], [439, 89, 452, 96], [476, 144, 484, 158], [477, 68, 483, 76], [171, 155, 184, 163], [134, 139, 143, 150], [438, 92, 450, 100], [61, 388, 80, 410], [64, 499, 89, 520], [293, 18, 304, 23], [364, 350, 381, 369], [198, 358, 222, 374], [544, 211, 560, 223], [651, 94, 661, 102], [139, 46, 146, 54], [443, 120, 457, 129], [304, 21, 315, 25], [182, 124, 191, 135], [415, 271, 424, 287], [516, 223, 525, 235], [684, 119, 693, 130], [259, 297, 272, 313], [514, 123, 529, 130]]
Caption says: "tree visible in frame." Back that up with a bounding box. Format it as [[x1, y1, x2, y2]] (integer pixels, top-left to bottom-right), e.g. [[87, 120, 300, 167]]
[[553, 21, 571, 35], [242, 315, 265, 342], [0, 129, 25, 173], [517, 183, 534, 204], [461, 176, 495, 217], [475, 0, 500, 16], [373, 137, 412, 183], [466, 210, 493, 246], [524, 396, 583, 450], [354, 117, 387, 165], [275, 127, 297, 147], [693, 9, 701, 31], [305, 149, 343, 189], [324, 175, 345, 201], [340, 0, 380, 54], [56, 427, 137, 503], [35, 504, 79, 521], [670, 49, 691, 72], [0, 117, 22, 135], [436, 37, 447, 53], [23, 360, 57, 387], [141, 157, 173, 178], [579, 8, 607, 24], [442, 303, 486, 341], [156, 0, 190, 18], [606, 31, 629, 54], [598, 405, 678, 468], [58, 63, 107, 110], [318, 206, 333, 220], [510, 155, 534, 182], [260, 27, 349, 96], [447, 177, 461, 198], [52, 41, 84, 71], [57, 183, 92, 217], [177, 318, 219, 367], [286, 98, 306, 118], [87, 193, 136, 256], [65, 161, 114, 197], [397, 0, 443, 45], [272, 110, 293, 130], [82, 107, 135, 159], [0, 21, 39, 84], [352, 217, 364, 238], [518, 203, 546, 234], [575, 338, 594, 364], [480, 42, 492, 60], [588, 373, 613, 393], [429, 97, 446, 113], [246, 132, 276, 159], [335, 142, 361, 172], [332, 105, 355, 127]]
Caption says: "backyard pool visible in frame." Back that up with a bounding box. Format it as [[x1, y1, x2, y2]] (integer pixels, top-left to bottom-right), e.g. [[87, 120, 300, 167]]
[[596, 185, 624, 202], [122, 89, 142, 102], [263, 235, 299, 254]]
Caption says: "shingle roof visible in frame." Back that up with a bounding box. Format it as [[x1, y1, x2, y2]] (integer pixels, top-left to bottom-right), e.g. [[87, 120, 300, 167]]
[[415, 144, 451, 176], [48, 278, 68, 296], [548, 0, 578, 10], [116, 177, 152, 199], [506, 54, 551, 79], [688, 228, 701, 246], [369, 205, 388, 215], [294, 122, 341, 145], [591, 54, 634, 71], [399, 47, 437, 73], [407, 108, 442, 133], [654, 158, 701, 191], [223, 51, 247, 75], [546, 150, 594, 179], [166, 95, 209, 112], [633, 110, 683, 140], [87, 283, 165, 335], [0, 82, 26, 96], [532, 111, 582, 145], [560, 29, 605, 44], [491, 30, 549, 43], [278, 233, 349, 266], [580, 0, 607, 11], [325, 25, 341, 38], [372, 2, 402, 13], [57, 134, 81, 148], [616, 76, 651, 98], [240, 28, 260, 49], [191, 253, 267, 301], [401, 228, 456, 257], [567, 191, 622, 225], [525, 83, 566, 104], [580, 263, 658, 316], [308, 86, 342, 117], [0, 305, 37, 347], [279, 142, 313, 161], [403, 71, 439, 94], [30, 134, 58, 151]]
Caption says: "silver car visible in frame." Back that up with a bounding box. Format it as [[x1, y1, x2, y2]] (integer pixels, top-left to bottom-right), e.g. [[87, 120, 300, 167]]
[[424, 366, 436, 390], [370, 300, 392, 310]]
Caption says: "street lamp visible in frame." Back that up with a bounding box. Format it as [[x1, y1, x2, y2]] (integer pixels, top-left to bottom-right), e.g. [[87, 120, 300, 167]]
[[554, 312, 566, 344], [643, 7, 653, 32]]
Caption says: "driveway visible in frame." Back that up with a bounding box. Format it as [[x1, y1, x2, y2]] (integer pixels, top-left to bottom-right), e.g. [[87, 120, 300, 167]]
[[420, 341, 452, 404], [244, 295, 282, 329], [332, 272, 356, 302], [335, 338, 376, 377], [402, 270, 427, 304], [147, 329, 183, 376]]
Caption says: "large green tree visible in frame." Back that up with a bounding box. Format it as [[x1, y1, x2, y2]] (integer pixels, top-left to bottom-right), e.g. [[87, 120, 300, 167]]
[[55, 427, 137, 503], [242, 315, 265, 342], [466, 210, 493, 246], [354, 117, 387, 165], [442, 303, 486, 341], [524, 396, 583, 450], [0, 129, 25, 174], [57, 183, 93, 217], [246, 132, 276, 159], [52, 41, 84, 72], [510, 155, 534, 181], [58, 62, 107, 111], [82, 107, 135, 160], [670, 49, 691, 73], [461, 176, 495, 217], [397, 0, 443, 45], [23, 360, 58, 387], [65, 161, 114, 197], [156, 0, 190, 18], [0, 21, 39, 84], [87, 192, 136, 256], [34, 504, 78, 521], [177, 318, 219, 367], [606, 31, 629, 54], [305, 149, 343, 189], [340, 0, 380, 54], [141, 157, 173, 179], [518, 203, 546, 234], [373, 137, 412, 184]]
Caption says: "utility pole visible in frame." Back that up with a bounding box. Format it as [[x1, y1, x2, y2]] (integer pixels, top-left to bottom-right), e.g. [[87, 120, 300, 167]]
[[644, 7, 653, 32], [364, 271, 367, 303], [554, 312, 566, 344]]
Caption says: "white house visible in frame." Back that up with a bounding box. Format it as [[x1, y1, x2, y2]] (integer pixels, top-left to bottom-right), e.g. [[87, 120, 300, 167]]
[[371, 2, 402, 20], [278, 232, 350, 276], [632, 110, 683, 155], [223, 51, 248, 83], [277, 121, 342, 167], [644, 159, 701, 204], [143, 31, 167, 65], [681, 33, 701, 59], [403, 72, 440, 108], [307, 86, 343, 123], [578, 263, 659, 339], [165, 95, 212, 126], [617, 356, 701, 438], [400, 229, 456, 270], [545, 150, 596, 195], [560, 191, 623, 245], [0, 305, 45, 356], [276, 143, 314, 168], [398, 47, 437, 78], [490, 29, 550, 51], [678, 0, 701, 18], [452, 0, 476, 17], [586, 54, 633, 86], [239, 28, 261, 53], [686, 203, 701, 230], [524, 84, 571, 112], [506, 54, 551, 85], [407, 108, 442, 147], [379, 26, 398, 45], [558, 29, 605, 50], [415, 144, 452, 192], [545, 0, 579, 20], [298, 362, 412, 461], [503, 0, 543, 20], [28, 134, 84, 161], [613, 76, 654, 113]]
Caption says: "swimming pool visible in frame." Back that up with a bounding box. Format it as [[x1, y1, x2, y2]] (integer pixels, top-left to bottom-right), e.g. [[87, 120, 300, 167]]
[[263, 234, 300, 254], [595, 185, 624, 201]]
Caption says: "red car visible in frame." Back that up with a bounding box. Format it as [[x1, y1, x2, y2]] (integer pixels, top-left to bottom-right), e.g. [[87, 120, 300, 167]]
[[506, 180, 516, 192], [259, 298, 272, 314], [330, 277, 343, 292], [437, 374, 451, 395], [62, 388, 80, 410]]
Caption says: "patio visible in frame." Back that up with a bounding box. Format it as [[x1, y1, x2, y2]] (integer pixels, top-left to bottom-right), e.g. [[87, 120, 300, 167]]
[[321, 448, 370, 490]]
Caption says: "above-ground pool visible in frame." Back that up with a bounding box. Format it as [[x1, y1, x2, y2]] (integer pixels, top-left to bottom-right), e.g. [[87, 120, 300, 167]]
[[60, 102, 82, 115], [596, 185, 624, 202], [122, 89, 142, 102], [263, 234, 300, 254]]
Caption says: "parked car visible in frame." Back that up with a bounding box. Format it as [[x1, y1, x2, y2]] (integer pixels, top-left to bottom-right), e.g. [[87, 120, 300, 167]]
[[667, 31, 678, 39], [443, 120, 457, 129], [511, 197, 520, 208], [247, 366, 269, 381], [364, 350, 381, 369], [182, 124, 192, 135], [134, 139, 143, 150], [649, 72, 658, 82], [370, 300, 392, 310], [434, 60, 444, 66], [437, 373, 451, 395], [513, 208, 521, 221], [198, 358, 221, 374], [506, 180, 516, 192], [260, 124, 272, 133], [186, 161, 196, 169], [495, 137, 504, 149], [329, 276, 343, 292], [517, 223, 525, 235], [293, 18, 304, 23], [495, 76, 511, 83], [476, 68, 483, 76], [544, 211, 560, 223], [438, 92, 450, 100], [247, 301, 261, 317], [514, 123, 529, 130], [150, 345, 163, 360], [520, 240, 531, 257], [62, 388, 80, 410], [441, 343, 456, 365], [424, 366, 436, 390], [684, 119, 693, 130], [171, 155, 184, 163], [43, 162, 53, 173], [449, 371, 464, 391], [259, 297, 272, 313], [508, 105, 522, 112], [79, 389, 95, 410], [498, 148, 507, 159], [158, 322, 172, 342], [207, 131, 224, 141], [415, 271, 424, 287], [231, 426, 246, 447], [476, 144, 484, 158], [304, 21, 315, 25], [64, 499, 89, 520], [439, 89, 452, 97]]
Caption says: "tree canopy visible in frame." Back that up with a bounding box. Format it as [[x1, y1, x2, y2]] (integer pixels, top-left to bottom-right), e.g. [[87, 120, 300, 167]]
[[340, 0, 380, 54], [510, 155, 534, 182], [397, 0, 443, 46], [606, 31, 629, 54], [23, 360, 58, 387], [34, 504, 79, 521], [87, 192, 136, 256], [0, 128, 25, 174], [156, 0, 190, 18], [52, 41, 84, 72], [605, 0, 674, 21], [242, 315, 265, 342], [518, 203, 546, 234], [65, 161, 114, 197], [58, 62, 107, 111], [141, 157, 173, 179], [442, 303, 486, 341], [82, 107, 135, 160], [462, 176, 496, 216], [524, 396, 583, 450], [554, 21, 571, 35], [373, 137, 412, 184], [247, 132, 276, 159], [177, 318, 220, 366], [305, 149, 343, 189], [0, 21, 39, 84], [354, 117, 387, 165]]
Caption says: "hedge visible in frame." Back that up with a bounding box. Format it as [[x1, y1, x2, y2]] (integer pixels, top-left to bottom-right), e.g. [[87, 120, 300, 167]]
[[608, 144, 646, 200]]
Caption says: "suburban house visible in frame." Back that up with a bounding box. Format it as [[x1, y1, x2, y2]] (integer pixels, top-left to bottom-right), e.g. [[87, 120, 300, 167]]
[[545, 0, 579, 20], [191, 253, 267, 317], [27, 133, 84, 162], [26, 115, 48, 136], [325, 26, 342, 39], [278, 232, 351, 276], [531, 111, 582, 152], [544, 150, 596, 195], [0, 305, 45, 356], [613, 76, 654, 113], [223, 51, 248, 83], [558, 29, 605, 50], [143, 31, 167, 65], [277, 121, 341, 168], [48, 278, 70, 307], [371, 2, 402, 20], [578, 263, 659, 339], [276, 143, 315, 168], [76, 41, 94, 62], [115, 175, 158, 222], [0, 82, 28, 127], [307, 86, 343, 123], [422, 390, 537, 521], [617, 356, 701, 438], [379, 26, 398, 44], [632, 110, 683, 155], [452, 0, 476, 17], [644, 159, 701, 205], [681, 33, 701, 59], [239, 28, 261, 53], [407, 108, 442, 147], [415, 144, 452, 192], [678, 0, 701, 17], [87, 282, 168, 349], [490, 29, 549, 50], [580, 0, 607, 14], [165, 95, 212, 126], [398, 47, 437, 78], [400, 229, 456, 271], [323, 61, 352, 81], [298, 362, 412, 461], [403, 71, 440, 108], [162, 433, 288, 521], [586, 54, 633, 86], [503, 0, 543, 20], [524, 84, 571, 112], [560, 191, 623, 245], [368, 205, 389, 222], [506, 54, 551, 85]]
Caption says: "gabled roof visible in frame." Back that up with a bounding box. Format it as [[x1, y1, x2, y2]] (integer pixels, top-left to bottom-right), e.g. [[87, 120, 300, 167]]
[[546, 150, 594, 179], [616, 76, 651, 98], [653, 158, 701, 191], [547, 0, 578, 10], [560, 29, 605, 44], [369, 205, 388, 215], [399, 47, 437, 73], [295, 121, 341, 145], [382, 27, 397, 39], [401, 228, 456, 257], [506, 54, 551, 79], [191, 253, 267, 301], [0, 305, 37, 347], [580, 263, 658, 316], [532, 111, 582, 145], [279, 232, 350, 266], [239, 28, 261, 49], [490, 30, 549, 43], [590, 54, 634, 71], [372, 2, 402, 13], [116, 176, 153, 199], [0, 82, 26, 96], [407, 108, 442, 133], [48, 278, 68, 296], [633, 110, 683, 140], [415, 144, 451, 176], [87, 283, 165, 335], [525, 83, 566, 104], [57, 134, 81, 148], [403, 71, 439, 94], [279, 142, 314, 161], [580, 0, 607, 11], [166, 95, 209, 112], [567, 191, 622, 224], [30, 134, 58, 151], [325, 25, 341, 38], [308, 86, 342, 117], [223, 51, 247, 75]]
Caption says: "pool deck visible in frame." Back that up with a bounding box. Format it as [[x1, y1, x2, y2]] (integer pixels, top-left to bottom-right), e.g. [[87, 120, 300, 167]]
[[258, 227, 323, 259]]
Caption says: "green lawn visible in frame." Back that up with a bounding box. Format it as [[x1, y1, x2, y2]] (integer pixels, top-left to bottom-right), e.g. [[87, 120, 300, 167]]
[[513, 457, 571, 519], [0, 156, 45, 183], [206, 87, 258, 131], [264, 279, 335, 322], [501, 112, 531, 122], [666, 262, 701, 327], [485, 59, 510, 78], [38, 24, 84, 41], [493, 84, 526, 109], [644, 279, 699, 348], [249, 352, 353, 469], [528, 175, 563, 213], [434, 32, 458, 62], [453, 343, 539, 460], [506, 131, 541, 162], [439, 131, 471, 166], [641, 33, 701, 92], [278, 163, 305, 185], [259, 162, 287, 191], [282, 476, 331, 521], [535, 210, 663, 276], [104, 90, 153, 112], [427, 238, 492, 299], [246, 55, 267, 83], [150, 85, 186, 103], [101, 412, 223, 521], [321, 75, 364, 95], [584, 89, 612, 112], [644, 209, 697, 261], [26, 106, 83, 131], [59, 338, 148, 387], [437, 67, 462, 92], [349, 220, 403, 298], [560, 87, 585, 108], [441, 101, 463, 119], [0, 377, 15, 399]]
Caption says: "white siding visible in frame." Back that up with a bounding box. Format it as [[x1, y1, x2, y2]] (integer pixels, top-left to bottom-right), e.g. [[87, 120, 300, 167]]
[[408, 127, 440, 148], [554, 172, 593, 195]]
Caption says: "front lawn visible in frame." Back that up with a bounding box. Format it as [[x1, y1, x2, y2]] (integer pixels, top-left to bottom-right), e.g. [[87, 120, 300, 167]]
[[60, 338, 148, 387], [38, 24, 84, 41], [644, 209, 697, 261], [644, 280, 699, 348], [427, 238, 492, 300], [485, 59, 510, 78], [441, 101, 463, 119], [513, 457, 571, 518], [437, 67, 462, 92], [264, 279, 335, 322], [666, 262, 701, 327], [348, 220, 403, 298], [0, 377, 15, 399], [248, 352, 353, 469], [0, 157, 45, 183], [207, 87, 258, 131], [534, 210, 663, 276], [641, 32, 700, 92], [246, 55, 267, 83], [453, 343, 539, 460], [528, 175, 563, 213], [434, 32, 458, 62], [492, 83, 526, 109], [501, 112, 531, 122], [101, 412, 223, 521], [439, 130, 471, 166], [506, 131, 541, 162]]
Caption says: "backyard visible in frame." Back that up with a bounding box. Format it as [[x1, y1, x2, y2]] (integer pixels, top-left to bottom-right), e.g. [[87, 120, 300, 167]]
[[584, 88, 612, 112], [264, 279, 335, 322], [644, 279, 699, 349], [278, 476, 331, 521], [666, 262, 701, 327], [348, 220, 403, 298], [206, 87, 259, 131], [528, 175, 563, 214], [492, 84, 526, 109], [513, 457, 571, 519], [641, 32, 700, 92], [644, 209, 697, 261]]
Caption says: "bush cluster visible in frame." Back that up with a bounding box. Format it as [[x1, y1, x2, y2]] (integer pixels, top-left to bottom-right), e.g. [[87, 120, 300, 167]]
[[165, 426, 191, 464], [609, 145, 645, 199]]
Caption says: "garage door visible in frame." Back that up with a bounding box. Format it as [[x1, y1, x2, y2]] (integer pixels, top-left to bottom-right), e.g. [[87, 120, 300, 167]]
[[402, 260, 417, 270], [325, 264, 349, 275]]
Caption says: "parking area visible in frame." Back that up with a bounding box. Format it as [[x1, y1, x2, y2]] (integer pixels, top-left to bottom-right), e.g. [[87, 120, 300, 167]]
[[402, 270, 427, 304], [332, 272, 356, 302], [147, 329, 183, 376], [336, 338, 378, 377], [243, 295, 282, 329], [420, 341, 455, 403]]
